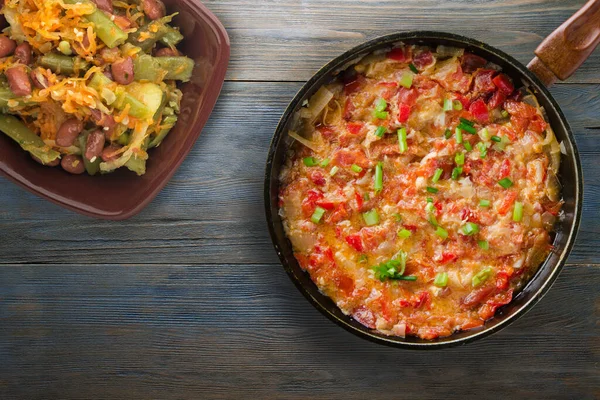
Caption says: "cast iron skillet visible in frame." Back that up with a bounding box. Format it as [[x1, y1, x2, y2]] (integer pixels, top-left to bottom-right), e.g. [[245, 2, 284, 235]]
[[265, 1, 599, 348]]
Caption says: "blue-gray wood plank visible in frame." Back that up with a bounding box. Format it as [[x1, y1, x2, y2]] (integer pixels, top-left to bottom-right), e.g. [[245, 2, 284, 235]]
[[1, 0, 599, 398]]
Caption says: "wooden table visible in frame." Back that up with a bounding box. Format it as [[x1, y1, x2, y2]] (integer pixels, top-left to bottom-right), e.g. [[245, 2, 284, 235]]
[[1, 0, 598, 398]]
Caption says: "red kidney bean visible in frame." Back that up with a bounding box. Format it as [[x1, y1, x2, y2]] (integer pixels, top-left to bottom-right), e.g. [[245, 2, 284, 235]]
[[91, 0, 113, 13], [103, 68, 113, 81], [61, 154, 85, 174], [0, 35, 16, 58], [154, 47, 179, 57], [30, 69, 49, 89], [85, 130, 105, 161], [13, 42, 31, 64], [55, 118, 83, 147], [90, 109, 117, 139], [142, 0, 166, 20], [6, 65, 32, 96], [31, 154, 60, 167], [111, 56, 134, 85], [101, 144, 122, 162]]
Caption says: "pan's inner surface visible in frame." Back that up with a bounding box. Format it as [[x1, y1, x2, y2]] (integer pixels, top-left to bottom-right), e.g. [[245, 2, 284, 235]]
[[265, 32, 581, 347]]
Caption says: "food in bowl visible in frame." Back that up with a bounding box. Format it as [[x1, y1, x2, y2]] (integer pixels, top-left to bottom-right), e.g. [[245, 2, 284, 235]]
[[278, 44, 562, 340], [0, 0, 193, 175]]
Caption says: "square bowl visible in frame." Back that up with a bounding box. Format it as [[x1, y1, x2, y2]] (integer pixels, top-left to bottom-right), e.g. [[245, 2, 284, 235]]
[[0, 0, 230, 220]]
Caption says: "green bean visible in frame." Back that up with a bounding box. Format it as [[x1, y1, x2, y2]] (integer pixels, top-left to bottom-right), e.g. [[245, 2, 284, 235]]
[[89, 72, 154, 120], [39, 53, 90, 75], [0, 87, 17, 108], [158, 26, 184, 47], [77, 131, 101, 175], [133, 54, 194, 82], [128, 16, 174, 52], [63, 0, 128, 48], [0, 114, 60, 164], [148, 115, 177, 148], [124, 154, 146, 175]]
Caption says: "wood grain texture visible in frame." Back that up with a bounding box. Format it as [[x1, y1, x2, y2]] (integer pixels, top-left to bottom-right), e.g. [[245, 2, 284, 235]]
[[202, 0, 600, 83], [0, 263, 598, 399], [0, 82, 598, 265]]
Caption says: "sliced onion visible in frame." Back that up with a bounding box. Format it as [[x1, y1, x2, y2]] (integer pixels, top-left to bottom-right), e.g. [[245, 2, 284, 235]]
[[288, 130, 318, 152], [299, 86, 334, 121], [436, 45, 464, 58], [541, 211, 557, 230], [545, 171, 561, 202]]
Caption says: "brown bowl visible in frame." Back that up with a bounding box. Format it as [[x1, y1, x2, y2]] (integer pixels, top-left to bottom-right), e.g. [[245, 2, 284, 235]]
[[0, 0, 230, 220]]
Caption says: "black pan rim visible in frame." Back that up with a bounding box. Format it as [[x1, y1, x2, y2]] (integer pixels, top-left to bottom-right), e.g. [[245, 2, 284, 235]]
[[264, 30, 583, 349]]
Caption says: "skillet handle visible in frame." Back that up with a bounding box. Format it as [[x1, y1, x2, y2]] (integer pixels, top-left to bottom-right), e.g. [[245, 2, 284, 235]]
[[527, 0, 600, 86]]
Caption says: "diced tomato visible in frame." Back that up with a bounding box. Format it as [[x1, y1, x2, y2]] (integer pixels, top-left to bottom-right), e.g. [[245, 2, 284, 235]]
[[378, 81, 398, 88], [487, 90, 506, 109], [472, 69, 496, 94], [497, 190, 517, 215], [344, 74, 365, 95], [301, 189, 324, 217], [455, 93, 471, 109], [318, 125, 336, 139], [345, 234, 364, 252], [478, 289, 513, 320], [510, 115, 529, 135], [387, 47, 409, 62], [315, 199, 335, 210], [499, 125, 517, 141], [310, 171, 326, 186], [398, 103, 411, 123], [528, 115, 548, 134], [332, 148, 369, 168], [334, 273, 355, 296], [492, 73, 514, 95], [307, 245, 335, 272], [354, 192, 364, 211], [461, 52, 487, 73], [346, 122, 364, 135], [440, 252, 459, 264], [499, 159, 511, 179], [397, 87, 419, 105], [469, 98, 489, 123], [403, 224, 418, 232], [413, 51, 433, 69], [343, 98, 355, 120], [352, 305, 376, 329], [327, 203, 349, 224], [504, 100, 537, 118], [413, 291, 431, 309], [495, 272, 510, 291]]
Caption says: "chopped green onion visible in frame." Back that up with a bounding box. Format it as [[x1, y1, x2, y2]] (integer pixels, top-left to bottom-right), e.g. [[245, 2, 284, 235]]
[[426, 197, 433, 203], [476, 142, 487, 158], [398, 127, 408, 153], [358, 254, 368, 263], [399, 72, 414, 88], [303, 157, 318, 166], [459, 118, 474, 127], [311, 206, 326, 224], [462, 222, 480, 236], [451, 167, 462, 180], [478, 240, 489, 250], [351, 164, 363, 173], [363, 209, 380, 226], [363, 192, 370, 201], [374, 162, 383, 192], [435, 226, 448, 239], [394, 275, 418, 281], [491, 135, 502, 142], [494, 135, 511, 151], [432, 168, 443, 184], [374, 126, 386, 137], [455, 127, 463, 144], [434, 272, 448, 287], [398, 228, 412, 239], [453, 100, 463, 110], [426, 202, 438, 226], [464, 141, 473, 151], [444, 128, 452, 139], [455, 152, 465, 166], [498, 178, 513, 189], [329, 166, 339, 176], [319, 158, 330, 167], [409, 63, 419, 74], [458, 123, 477, 134], [443, 98, 453, 111], [478, 127, 490, 141], [373, 110, 389, 119], [426, 186, 439, 194], [501, 109, 509, 118], [392, 213, 402, 222], [373, 256, 408, 281], [374, 98, 387, 112], [513, 201, 524, 222], [472, 266, 493, 287], [479, 199, 490, 207]]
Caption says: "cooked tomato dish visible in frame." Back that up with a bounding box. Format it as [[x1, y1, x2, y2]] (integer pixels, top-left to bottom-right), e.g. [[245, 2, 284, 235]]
[[278, 44, 563, 340]]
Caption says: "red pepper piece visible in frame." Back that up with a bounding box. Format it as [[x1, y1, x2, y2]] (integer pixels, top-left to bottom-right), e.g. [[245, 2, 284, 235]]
[[398, 103, 411, 123], [387, 47, 408, 62], [492, 73, 514, 95], [469, 98, 489, 123], [345, 234, 364, 252]]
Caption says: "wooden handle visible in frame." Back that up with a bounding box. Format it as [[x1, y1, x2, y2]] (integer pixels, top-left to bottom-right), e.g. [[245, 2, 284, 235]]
[[527, 0, 600, 85]]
